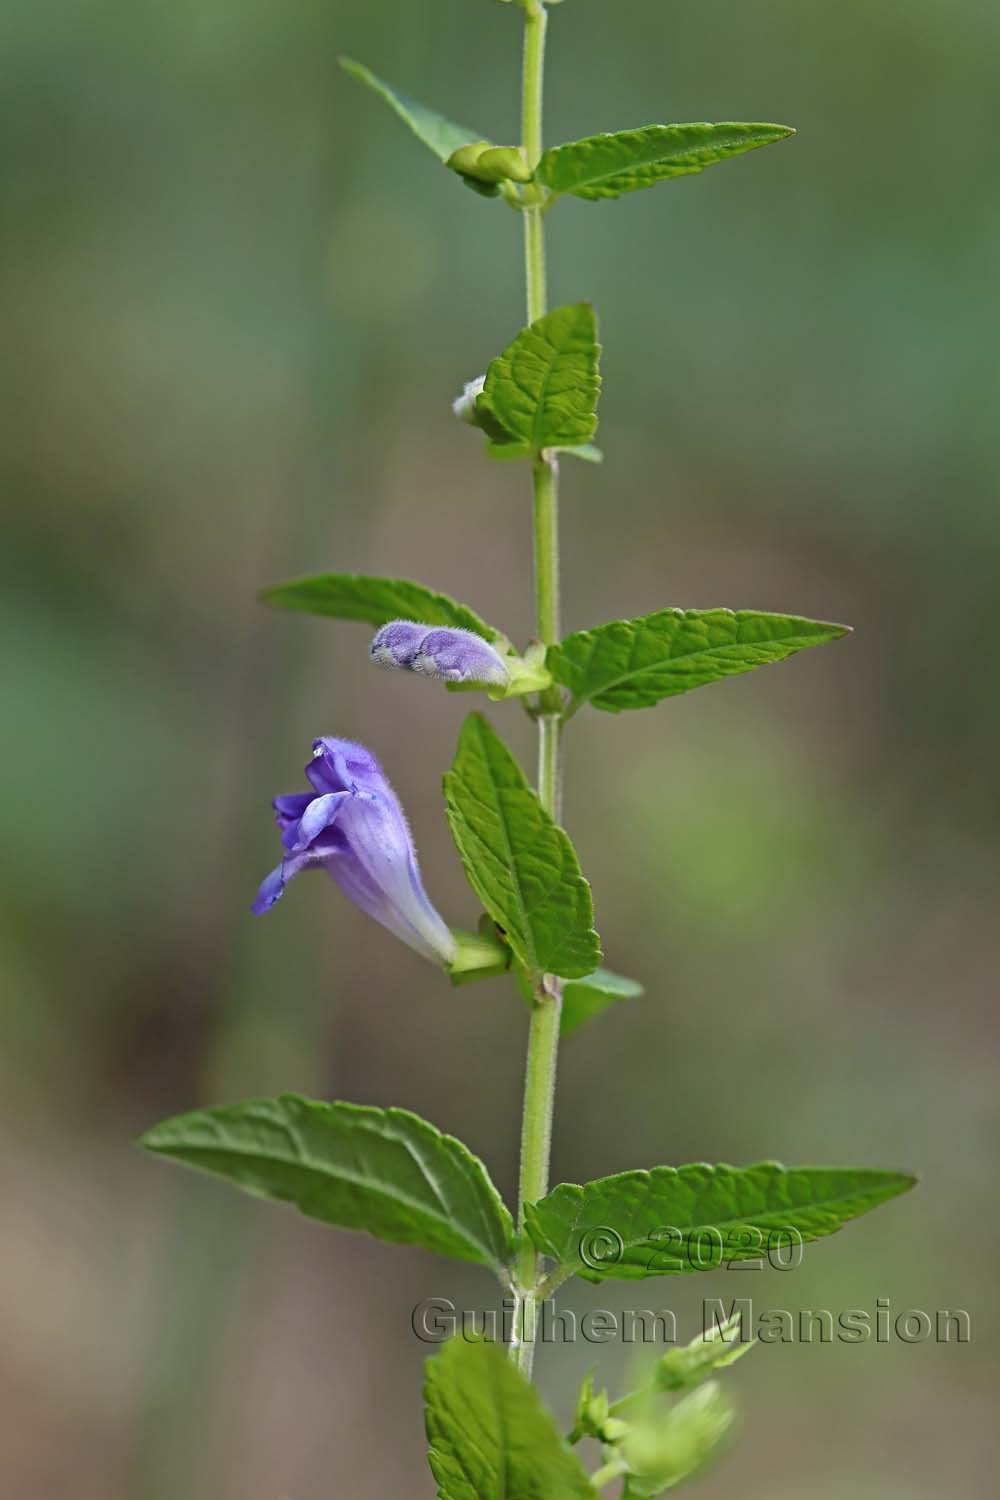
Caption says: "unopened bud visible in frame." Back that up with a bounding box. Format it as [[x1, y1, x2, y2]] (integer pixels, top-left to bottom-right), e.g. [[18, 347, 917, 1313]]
[[452, 375, 487, 425], [446, 141, 532, 188], [446, 141, 492, 176], [451, 375, 518, 444], [475, 146, 533, 184], [371, 621, 511, 688]]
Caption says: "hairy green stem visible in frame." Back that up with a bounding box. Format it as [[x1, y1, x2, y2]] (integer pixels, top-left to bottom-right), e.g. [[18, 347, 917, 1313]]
[[533, 455, 563, 817], [512, 980, 560, 1371], [511, 0, 564, 1382], [591, 1458, 628, 1489], [521, 3, 547, 324]]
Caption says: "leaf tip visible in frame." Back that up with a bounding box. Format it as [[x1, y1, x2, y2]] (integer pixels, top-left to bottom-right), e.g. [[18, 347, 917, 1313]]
[[136, 1124, 166, 1155]]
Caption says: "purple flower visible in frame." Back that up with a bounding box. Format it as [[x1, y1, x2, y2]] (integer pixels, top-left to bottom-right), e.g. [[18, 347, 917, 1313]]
[[370, 621, 510, 687], [252, 738, 456, 966]]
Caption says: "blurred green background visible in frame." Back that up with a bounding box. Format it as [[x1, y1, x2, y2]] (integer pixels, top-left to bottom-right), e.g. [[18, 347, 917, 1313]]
[[3, 0, 996, 1495]]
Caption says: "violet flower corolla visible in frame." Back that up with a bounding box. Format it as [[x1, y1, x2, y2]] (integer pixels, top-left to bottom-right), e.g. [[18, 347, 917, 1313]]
[[252, 737, 457, 967], [370, 621, 510, 688]]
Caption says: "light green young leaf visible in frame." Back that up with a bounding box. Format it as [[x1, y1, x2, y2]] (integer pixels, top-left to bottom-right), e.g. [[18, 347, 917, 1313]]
[[622, 1382, 734, 1499], [537, 122, 794, 202], [517, 967, 643, 1036], [551, 608, 850, 715], [652, 1313, 754, 1393], [525, 1161, 916, 1282], [339, 57, 487, 163], [481, 304, 600, 453], [560, 443, 603, 463], [444, 713, 601, 979], [261, 572, 503, 643], [561, 967, 643, 1035], [141, 1095, 516, 1276], [425, 1337, 594, 1500]]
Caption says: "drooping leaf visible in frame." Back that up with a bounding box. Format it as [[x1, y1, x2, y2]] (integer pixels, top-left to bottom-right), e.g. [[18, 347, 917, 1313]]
[[444, 713, 601, 979], [537, 122, 794, 202], [517, 967, 642, 1035], [551, 608, 850, 714], [559, 443, 603, 463], [339, 57, 486, 164], [525, 1161, 916, 1282], [261, 572, 503, 642], [561, 967, 643, 1035], [425, 1337, 594, 1500], [480, 304, 600, 453], [141, 1094, 515, 1276]]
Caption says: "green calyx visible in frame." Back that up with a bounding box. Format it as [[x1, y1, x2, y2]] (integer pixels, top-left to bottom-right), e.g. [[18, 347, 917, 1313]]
[[571, 1374, 631, 1447], [446, 920, 512, 986], [444, 642, 552, 702], [494, 644, 552, 700]]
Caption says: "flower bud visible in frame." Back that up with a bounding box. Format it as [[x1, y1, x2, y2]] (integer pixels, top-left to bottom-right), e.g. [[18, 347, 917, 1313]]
[[446, 141, 495, 182], [452, 375, 487, 426], [452, 375, 518, 443], [371, 621, 511, 688], [446, 141, 532, 188], [475, 146, 533, 184]]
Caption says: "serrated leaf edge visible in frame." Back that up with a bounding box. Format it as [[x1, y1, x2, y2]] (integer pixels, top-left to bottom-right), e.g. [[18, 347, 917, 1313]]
[[141, 1094, 517, 1275], [554, 608, 851, 716], [525, 1160, 917, 1271]]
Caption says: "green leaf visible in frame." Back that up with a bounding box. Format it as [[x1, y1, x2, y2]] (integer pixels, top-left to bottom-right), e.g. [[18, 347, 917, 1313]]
[[652, 1313, 754, 1393], [261, 572, 503, 642], [484, 439, 533, 463], [517, 966, 643, 1036], [525, 1161, 916, 1282], [339, 57, 486, 164], [485, 440, 603, 465], [559, 442, 603, 463], [551, 608, 850, 714], [561, 967, 643, 1036], [537, 122, 794, 202], [621, 1383, 734, 1499], [481, 304, 600, 453], [425, 1338, 594, 1500], [141, 1094, 516, 1276], [444, 713, 601, 979]]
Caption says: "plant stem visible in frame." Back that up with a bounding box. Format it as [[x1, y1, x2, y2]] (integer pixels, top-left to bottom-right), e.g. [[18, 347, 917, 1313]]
[[591, 1459, 628, 1489], [521, 3, 547, 324], [511, 0, 564, 1382], [512, 981, 561, 1375]]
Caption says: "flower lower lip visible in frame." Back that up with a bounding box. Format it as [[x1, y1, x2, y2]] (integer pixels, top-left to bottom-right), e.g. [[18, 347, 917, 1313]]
[[254, 737, 456, 966]]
